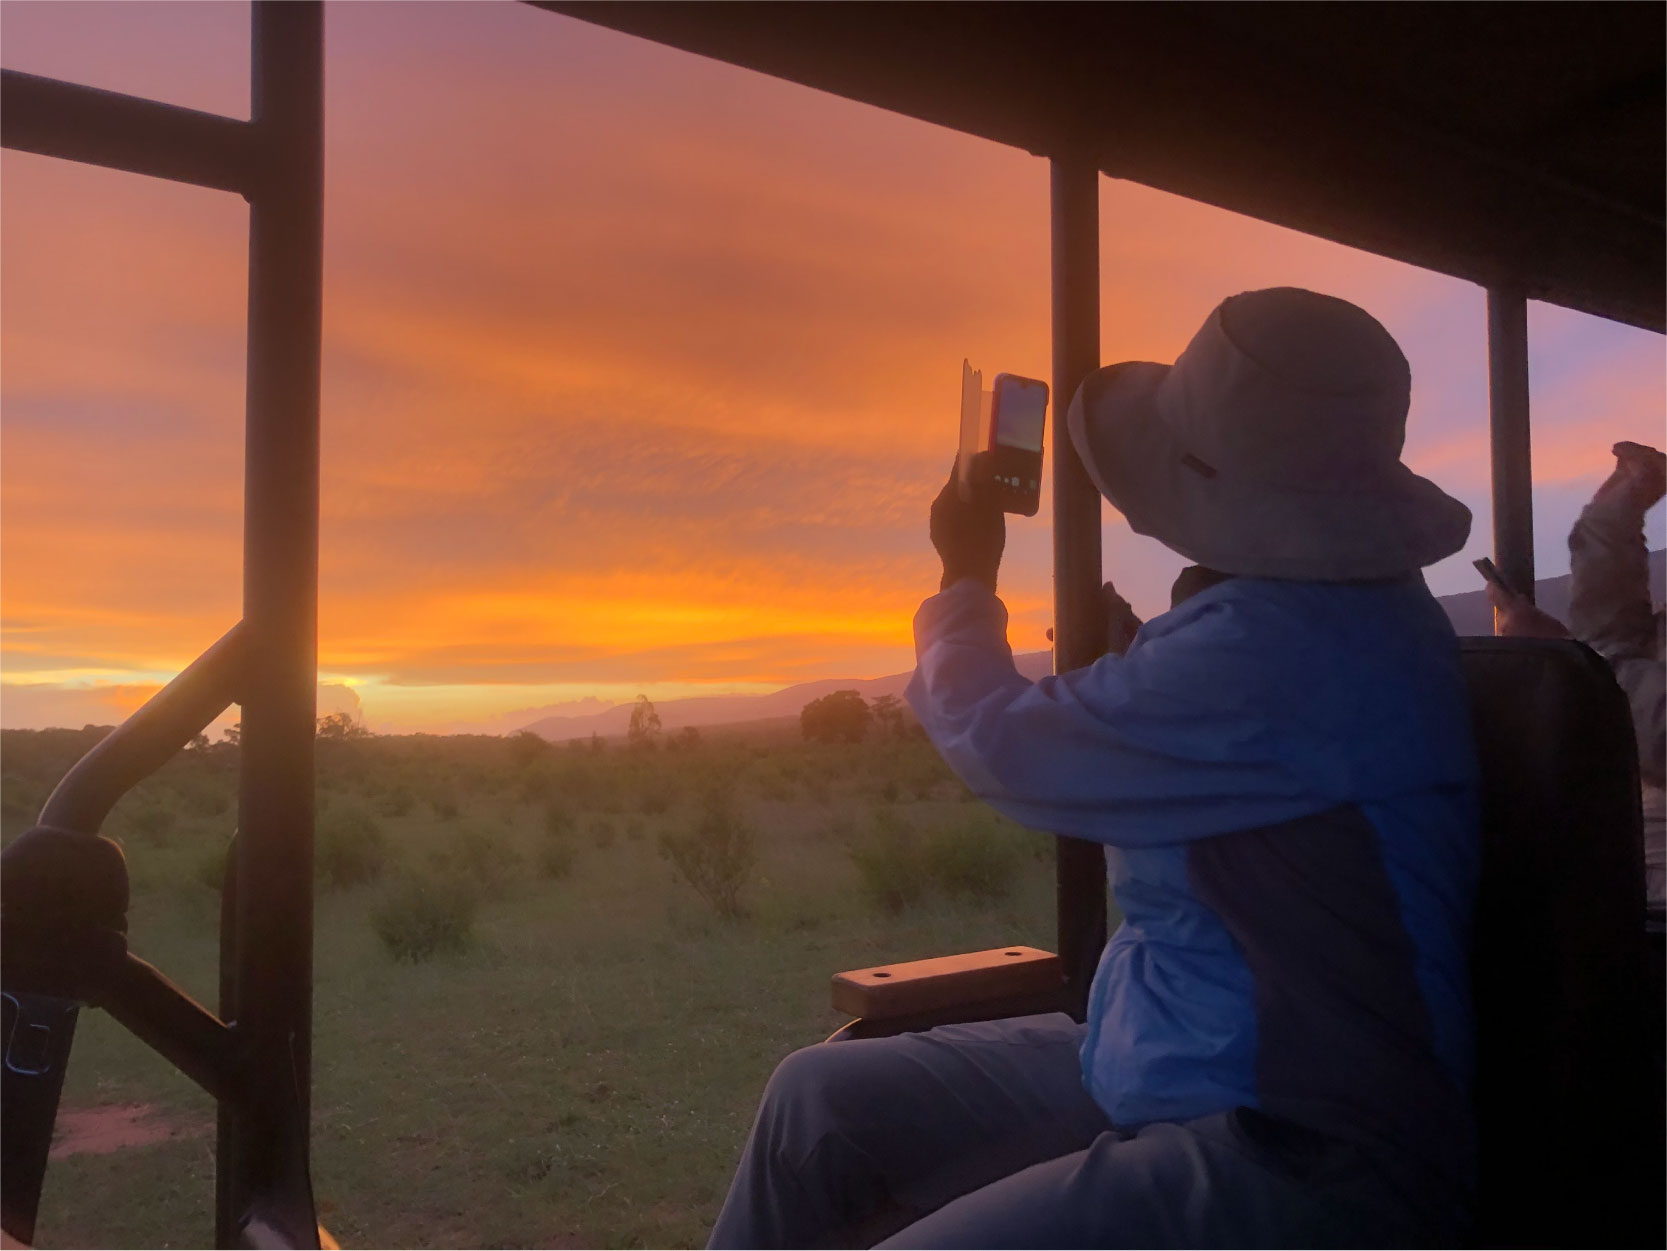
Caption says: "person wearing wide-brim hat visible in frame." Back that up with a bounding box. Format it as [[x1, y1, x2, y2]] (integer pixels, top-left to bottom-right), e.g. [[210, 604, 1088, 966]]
[[709, 289, 1481, 1250]]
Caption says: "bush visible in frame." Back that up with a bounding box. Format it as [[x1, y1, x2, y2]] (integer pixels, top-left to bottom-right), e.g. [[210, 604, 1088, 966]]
[[590, 817, 615, 849], [543, 799, 573, 838], [194, 844, 230, 893], [848, 810, 1027, 912], [371, 875, 477, 963], [437, 828, 521, 898], [377, 784, 415, 818], [658, 785, 756, 920], [316, 805, 388, 890], [126, 802, 178, 847], [921, 817, 1025, 902], [848, 812, 927, 915], [636, 779, 673, 816], [175, 781, 231, 818], [536, 836, 576, 881]]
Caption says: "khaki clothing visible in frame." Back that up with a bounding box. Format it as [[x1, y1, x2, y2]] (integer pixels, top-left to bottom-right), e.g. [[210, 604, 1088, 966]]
[[1568, 496, 1666, 908]]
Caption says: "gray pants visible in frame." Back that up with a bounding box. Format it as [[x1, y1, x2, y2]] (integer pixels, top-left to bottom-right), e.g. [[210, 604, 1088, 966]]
[[708, 1015, 1450, 1249]]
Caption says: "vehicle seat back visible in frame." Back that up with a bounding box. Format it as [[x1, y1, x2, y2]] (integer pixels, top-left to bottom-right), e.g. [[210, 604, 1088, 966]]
[[1462, 638, 1661, 1248]]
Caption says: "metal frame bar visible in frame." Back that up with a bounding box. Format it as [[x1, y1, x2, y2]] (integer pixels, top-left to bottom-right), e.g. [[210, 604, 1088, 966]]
[[40, 624, 247, 833], [0, 71, 255, 196], [0, 5, 325, 1247], [219, 5, 326, 1246], [1487, 286, 1535, 607], [1048, 154, 1108, 1018]]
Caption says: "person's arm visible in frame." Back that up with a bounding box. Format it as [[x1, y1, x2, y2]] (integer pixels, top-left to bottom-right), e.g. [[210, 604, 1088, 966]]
[[1568, 442, 1664, 659], [1612, 650, 1666, 789], [913, 465, 1331, 846], [905, 580, 1333, 846]]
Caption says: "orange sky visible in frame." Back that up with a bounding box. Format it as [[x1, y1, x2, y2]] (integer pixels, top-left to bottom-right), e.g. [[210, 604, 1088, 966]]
[[3, 1, 1663, 734]]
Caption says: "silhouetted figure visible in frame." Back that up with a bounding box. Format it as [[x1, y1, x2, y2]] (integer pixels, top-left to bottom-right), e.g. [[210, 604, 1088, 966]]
[[710, 289, 1479, 1248], [1490, 441, 1666, 910]]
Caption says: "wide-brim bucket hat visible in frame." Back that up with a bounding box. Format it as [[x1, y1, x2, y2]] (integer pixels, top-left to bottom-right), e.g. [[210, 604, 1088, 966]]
[[1067, 287, 1471, 581]]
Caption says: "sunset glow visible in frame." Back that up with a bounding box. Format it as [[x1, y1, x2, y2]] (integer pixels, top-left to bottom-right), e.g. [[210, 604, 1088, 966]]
[[3, 1, 1662, 734]]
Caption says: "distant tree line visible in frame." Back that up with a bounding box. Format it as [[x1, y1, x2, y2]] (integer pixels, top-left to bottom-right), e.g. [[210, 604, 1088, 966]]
[[799, 691, 913, 745]]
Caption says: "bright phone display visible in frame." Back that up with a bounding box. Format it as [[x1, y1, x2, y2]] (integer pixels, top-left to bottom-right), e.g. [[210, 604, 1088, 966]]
[[957, 364, 1048, 516], [991, 374, 1048, 453]]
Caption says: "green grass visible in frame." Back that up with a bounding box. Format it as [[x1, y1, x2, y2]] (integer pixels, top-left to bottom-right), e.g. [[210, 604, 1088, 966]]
[[7, 726, 1086, 1249]]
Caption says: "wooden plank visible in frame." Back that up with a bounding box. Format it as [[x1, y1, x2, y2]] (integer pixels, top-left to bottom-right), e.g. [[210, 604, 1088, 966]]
[[831, 946, 1064, 1020]]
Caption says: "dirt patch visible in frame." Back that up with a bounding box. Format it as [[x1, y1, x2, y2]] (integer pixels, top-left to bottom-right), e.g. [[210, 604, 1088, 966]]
[[50, 1103, 206, 1159]]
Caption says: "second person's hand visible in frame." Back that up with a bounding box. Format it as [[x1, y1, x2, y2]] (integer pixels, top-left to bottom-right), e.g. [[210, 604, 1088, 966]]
[[930, 462, 1005, 592]]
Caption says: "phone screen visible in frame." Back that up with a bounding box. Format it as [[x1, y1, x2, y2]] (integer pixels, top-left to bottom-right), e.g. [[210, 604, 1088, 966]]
[[992, 377, 1047, 452]]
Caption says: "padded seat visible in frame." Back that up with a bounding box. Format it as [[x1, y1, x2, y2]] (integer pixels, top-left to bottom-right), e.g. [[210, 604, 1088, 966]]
[[1462, 638, 1661, 1248]]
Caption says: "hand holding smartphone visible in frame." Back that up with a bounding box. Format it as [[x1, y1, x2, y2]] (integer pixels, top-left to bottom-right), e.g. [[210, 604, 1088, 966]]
[[1472, 556, 1514, 596], [957, 361, 1048, 517]]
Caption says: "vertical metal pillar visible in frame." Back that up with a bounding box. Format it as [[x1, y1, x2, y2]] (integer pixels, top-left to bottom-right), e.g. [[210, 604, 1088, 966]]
[[1049, 154, 1107, 1019], [219, 3, 324, 1245], [1487, 286, 1535, 611]]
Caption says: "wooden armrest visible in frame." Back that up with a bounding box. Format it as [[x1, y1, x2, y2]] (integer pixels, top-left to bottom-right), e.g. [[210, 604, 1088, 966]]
[[831, 946, 1063, 1020]]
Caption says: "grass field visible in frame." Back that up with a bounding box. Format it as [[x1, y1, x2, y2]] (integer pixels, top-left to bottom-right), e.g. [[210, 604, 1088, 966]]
[[4, 720, 1085, 1249]]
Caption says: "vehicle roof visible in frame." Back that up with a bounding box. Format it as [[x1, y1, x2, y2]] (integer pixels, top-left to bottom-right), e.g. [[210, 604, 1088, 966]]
[[535, 2, 1664, 333]]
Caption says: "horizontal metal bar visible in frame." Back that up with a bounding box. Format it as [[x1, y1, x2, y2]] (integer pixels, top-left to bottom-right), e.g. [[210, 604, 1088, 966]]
[[0, 70, 255, 196], [40, 623, 248, 834], [99, 954, 240, 1104]]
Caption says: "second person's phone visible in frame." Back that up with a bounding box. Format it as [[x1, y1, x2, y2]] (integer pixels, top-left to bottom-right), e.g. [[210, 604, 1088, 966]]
[[958, 369, 1049, 516]]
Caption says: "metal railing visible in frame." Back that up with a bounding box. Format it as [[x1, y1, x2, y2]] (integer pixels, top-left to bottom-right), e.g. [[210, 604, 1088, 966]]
[[0, 4, 324, 1247]]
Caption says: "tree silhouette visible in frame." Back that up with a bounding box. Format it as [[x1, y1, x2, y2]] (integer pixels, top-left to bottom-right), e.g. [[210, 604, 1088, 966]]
[[870, 693, 906, 739], [508, 729, 548, 768], [627, 695, 662, 749], [800, 690, 873, 744], [316, 711, 368, 740]]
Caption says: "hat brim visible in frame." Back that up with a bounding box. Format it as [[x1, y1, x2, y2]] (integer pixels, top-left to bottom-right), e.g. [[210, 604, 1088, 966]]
[[1067, 363, 1472, 581]]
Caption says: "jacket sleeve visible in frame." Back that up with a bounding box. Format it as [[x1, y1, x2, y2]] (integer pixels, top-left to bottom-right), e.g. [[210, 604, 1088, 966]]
[[1568, 496, 1658, 660], [904, 579, 1334, 847], [1567, 497, 1666, 787]]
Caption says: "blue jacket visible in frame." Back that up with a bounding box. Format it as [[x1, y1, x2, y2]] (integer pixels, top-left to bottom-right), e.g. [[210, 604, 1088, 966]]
[[906, 575, 1480, 1201]]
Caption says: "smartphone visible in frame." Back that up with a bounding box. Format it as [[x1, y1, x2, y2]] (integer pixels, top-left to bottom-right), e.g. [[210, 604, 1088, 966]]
[[1472, 556, 1514, 595], [957, 370, 1048, 516]]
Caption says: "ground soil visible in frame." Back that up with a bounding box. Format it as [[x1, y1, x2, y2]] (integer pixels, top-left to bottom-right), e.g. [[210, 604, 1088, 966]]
[[50, 1104, 206, 1160]]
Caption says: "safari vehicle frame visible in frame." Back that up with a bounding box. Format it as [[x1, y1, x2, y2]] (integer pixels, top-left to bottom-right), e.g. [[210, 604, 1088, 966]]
[[1, 3, 1660, 1247]]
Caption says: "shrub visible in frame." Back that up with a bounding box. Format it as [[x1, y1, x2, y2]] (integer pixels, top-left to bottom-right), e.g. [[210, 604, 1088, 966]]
[[908, 768, 943, 802], [636, 780, 672, 816], [536, 836, 576, 881], [377, 784, 415, 818], [437, 828, 520, 898], [194, 844, 230, 893], [590, 817, 615, 849], [848, 815, 927, 916], [176, 781, 231, 818], [126, 801, 178, 847], [921, 817, 1025, 902], [371, 875, 476, 963], [658, 785, 756, 920], [543, 799, 573, 838], [316, 805, 388, 890]]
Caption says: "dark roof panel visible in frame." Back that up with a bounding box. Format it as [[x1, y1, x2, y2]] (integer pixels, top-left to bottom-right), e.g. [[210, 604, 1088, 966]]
[[535, 2, 1663, 332]]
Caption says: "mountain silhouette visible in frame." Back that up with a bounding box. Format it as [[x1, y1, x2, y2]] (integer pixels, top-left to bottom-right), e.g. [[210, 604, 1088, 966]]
[[521, 550, 1665, 742]]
